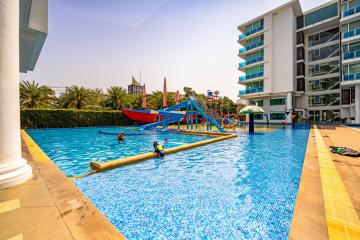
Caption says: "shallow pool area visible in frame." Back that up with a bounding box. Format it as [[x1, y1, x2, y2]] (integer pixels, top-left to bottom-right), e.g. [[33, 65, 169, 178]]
[[26, 127, 212, 176], [26, 127, 309, 239]]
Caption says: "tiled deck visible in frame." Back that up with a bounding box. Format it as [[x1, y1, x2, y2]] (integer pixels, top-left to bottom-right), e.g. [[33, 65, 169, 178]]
[[0, 131, 124, 240], [290, 126, 360, 240]]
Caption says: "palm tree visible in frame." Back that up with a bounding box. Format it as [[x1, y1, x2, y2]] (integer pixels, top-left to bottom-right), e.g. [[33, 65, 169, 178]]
[[105, 86, 128, 110], [20, 80, 55, 108], [147, 91, 163, 109], [89, 88, 106, 109], [60, 85, 92, 109]]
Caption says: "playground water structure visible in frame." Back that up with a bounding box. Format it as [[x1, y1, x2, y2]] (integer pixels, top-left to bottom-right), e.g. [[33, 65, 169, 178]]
[[134, 96, 226, 132], [26, 126, 310, 239]]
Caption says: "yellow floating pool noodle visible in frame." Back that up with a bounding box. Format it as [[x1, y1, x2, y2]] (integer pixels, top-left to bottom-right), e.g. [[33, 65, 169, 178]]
[[90, 133, 236, 172]]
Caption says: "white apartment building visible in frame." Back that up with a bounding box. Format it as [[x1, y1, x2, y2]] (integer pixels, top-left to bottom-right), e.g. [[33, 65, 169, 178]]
[[238, 0, 360, 124]]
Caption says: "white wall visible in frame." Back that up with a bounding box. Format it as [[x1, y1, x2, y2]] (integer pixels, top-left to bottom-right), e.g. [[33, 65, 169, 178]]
[[270, 7, 296, 93]]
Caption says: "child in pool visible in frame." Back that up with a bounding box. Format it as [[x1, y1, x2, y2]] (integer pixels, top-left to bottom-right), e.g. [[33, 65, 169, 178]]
[[117, 132, 125, 143], [153, 141, 165, 158]]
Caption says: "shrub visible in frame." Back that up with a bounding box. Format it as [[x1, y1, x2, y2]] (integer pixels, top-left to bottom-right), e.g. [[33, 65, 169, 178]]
[[20, 109, 134, 129]]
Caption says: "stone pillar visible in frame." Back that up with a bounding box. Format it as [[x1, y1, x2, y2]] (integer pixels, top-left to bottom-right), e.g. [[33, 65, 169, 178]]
[[0, 0, 32, 189], [356, 85, 360, 124], [286, 92, 293, 123]]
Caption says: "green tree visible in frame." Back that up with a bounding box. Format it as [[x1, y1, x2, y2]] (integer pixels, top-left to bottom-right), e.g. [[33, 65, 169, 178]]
[[59, 85, 93, 109], [20, 80, 55, 108], [147, 91, 163, 109], [183, 87, 196, 98], [89, 88, 107, 109], [104, 86, 128, 110], [126, 94, 142, 109]]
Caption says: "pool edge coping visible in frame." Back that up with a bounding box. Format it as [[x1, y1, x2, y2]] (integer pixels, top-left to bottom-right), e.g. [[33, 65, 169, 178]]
[[20, 130, 126, 240]]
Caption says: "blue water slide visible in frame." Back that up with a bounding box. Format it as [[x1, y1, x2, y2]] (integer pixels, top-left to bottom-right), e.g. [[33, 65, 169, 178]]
[[141, 97, 225, 132], [188, 97, 225, 132], [142, 112, 183, 130]]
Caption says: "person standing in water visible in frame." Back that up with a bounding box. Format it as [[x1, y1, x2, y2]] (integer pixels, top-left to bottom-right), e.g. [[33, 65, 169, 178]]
[[117, 132, 125, 143]]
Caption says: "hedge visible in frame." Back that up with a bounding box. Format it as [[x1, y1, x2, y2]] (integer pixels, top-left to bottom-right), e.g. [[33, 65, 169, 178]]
[[21, 109, 134, 129]]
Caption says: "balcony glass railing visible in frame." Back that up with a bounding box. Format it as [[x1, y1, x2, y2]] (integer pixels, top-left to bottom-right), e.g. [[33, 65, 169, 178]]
[[246, 57, 264, 66], [239, 48, 246, 54], [343, 73, 360, 81], [343, 28, 360, 39], [238, 57, 264, 68], [344, 50, 360, 60], [343, 5, 360, 18], [239, 62, 246, 68], [239, 72, 264, 81], [238, 33, 246, 40], [245, 41, 264, 51], [239, 87, 264, 95], [244, 26, 264, 37]]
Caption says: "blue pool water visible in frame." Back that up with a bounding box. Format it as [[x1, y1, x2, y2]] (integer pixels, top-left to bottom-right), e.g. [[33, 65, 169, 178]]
[[26, 127, 211, 176], [28, 127, 309, 239]]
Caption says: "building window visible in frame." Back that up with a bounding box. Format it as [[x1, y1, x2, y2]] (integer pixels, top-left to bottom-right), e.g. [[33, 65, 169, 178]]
[[270, 98, 286, 106], [250, 99, 264, 106], [270, 113, 285, 120], [314, 34, 320, 42], [244, 19, 264, 35], [304, 3, 338, 27], [314, 95, 320, 103], [254, 114, 264, 120]]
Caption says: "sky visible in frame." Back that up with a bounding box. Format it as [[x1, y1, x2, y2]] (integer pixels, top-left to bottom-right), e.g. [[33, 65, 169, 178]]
[[21, 0, 331, 100]]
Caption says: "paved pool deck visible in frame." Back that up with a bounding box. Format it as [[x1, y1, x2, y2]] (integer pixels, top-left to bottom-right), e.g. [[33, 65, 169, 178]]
[[290, 126, 360, 239], [0, 131, 124, 240]]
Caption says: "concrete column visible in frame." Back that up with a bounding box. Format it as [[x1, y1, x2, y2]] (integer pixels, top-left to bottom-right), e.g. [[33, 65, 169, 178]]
[[0, 0, 32, 189], [286, 92, 293, 124], [356, 85, 360, 124]]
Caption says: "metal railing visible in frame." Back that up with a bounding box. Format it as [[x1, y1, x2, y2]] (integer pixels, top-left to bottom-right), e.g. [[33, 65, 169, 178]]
[[191, 96, 223, 128]]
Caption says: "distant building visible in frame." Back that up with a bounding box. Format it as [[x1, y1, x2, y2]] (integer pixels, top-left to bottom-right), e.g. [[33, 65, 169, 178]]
[[128, 76, 144, 95]]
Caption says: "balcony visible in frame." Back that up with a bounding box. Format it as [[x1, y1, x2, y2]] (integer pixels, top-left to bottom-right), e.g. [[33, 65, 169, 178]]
[[238, 57, 264, 69], [240, 26, 264, 40], [344, 50, 360, 60], [238, 33, 246, 40], [343, 5, 360, 18], [239, 62, 246, 68], [239, 48, 246, 54], [239, 87, 264, 95], [239, 72, 264, 82], [308, 94, 340, 107], [343, 28, 360, 39], [344, 73, 360, 81], [246, 42, 264, 51]]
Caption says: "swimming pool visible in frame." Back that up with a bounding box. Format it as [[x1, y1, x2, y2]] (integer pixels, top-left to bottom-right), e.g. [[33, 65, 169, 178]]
[[28, 127, 309, 239], [26, 127, 212, 176]]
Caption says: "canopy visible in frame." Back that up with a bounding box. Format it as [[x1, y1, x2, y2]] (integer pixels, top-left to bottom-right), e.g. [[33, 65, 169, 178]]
[[239, 105, 265, 114]]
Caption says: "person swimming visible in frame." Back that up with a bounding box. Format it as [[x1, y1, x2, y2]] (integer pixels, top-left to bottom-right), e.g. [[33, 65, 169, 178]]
[[117, 132, 125, 143], [153, 141, 165, 158]]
